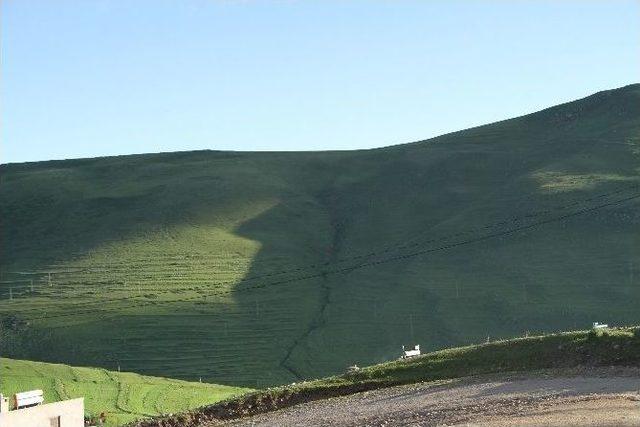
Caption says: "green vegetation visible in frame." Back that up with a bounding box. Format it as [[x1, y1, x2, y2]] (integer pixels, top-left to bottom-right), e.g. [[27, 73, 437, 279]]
[[1, 84, 639, 388], [325, 327, 640, 386], [0, 357, 249, 426], [129, 326, 640, 427]]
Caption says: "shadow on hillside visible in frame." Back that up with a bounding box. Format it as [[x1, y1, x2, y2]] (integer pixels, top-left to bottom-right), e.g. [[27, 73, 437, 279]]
[[2, 88, 640, 387]]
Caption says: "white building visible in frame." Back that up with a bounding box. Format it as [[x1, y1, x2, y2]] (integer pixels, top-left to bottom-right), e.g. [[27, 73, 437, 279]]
[[401, 344, 421, 359], [0, 391, 84, 427]]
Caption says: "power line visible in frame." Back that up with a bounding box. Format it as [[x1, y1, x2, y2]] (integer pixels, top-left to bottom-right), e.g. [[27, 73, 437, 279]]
[[17, 190, 640, 322], [4, 184, 637, 313], [7, 184, 637, 280], [7, 186, 640, 313]]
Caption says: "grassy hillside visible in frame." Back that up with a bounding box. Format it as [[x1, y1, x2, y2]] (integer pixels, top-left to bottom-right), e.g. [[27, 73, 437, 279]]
[[0, 357, 249, 426], [1, 84, 639, 387], [130, 326, 640, 427]]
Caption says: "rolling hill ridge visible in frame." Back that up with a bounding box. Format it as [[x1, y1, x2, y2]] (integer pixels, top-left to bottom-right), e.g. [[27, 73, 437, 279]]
[[1, 83, 639, 387]]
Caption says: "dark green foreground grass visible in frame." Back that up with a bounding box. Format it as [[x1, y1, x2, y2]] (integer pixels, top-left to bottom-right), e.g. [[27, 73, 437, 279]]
[[130, 326, 640, 427]]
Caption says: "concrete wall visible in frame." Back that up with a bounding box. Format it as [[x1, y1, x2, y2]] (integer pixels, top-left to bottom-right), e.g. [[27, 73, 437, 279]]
[[0, 398, 84, 427]]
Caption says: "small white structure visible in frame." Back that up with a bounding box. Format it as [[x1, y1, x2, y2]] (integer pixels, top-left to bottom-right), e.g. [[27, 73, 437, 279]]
[[0, 391, 84, 427], [593, 322, 608, 330], [402, 344, 421, 359], [14, 389, 44, 409]]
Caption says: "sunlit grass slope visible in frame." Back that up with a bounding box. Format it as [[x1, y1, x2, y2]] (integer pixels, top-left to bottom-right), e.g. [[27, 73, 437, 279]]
[[1, 84, 639, 387], [0, 357, 249, 426]]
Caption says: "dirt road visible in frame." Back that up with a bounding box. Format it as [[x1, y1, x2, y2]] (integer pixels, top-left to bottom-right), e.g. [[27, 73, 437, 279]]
[[218, 368, 640, 426]]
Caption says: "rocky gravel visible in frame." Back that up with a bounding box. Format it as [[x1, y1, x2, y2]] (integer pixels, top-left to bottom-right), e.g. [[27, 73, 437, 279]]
[[217, 368, 640, 426]]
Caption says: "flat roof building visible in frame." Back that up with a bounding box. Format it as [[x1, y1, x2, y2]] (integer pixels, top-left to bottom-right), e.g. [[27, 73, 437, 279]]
[[0, 392, 84, 427]]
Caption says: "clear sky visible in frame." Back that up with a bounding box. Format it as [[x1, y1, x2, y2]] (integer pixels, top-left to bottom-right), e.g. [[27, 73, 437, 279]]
[[2, 0, 639, 164]]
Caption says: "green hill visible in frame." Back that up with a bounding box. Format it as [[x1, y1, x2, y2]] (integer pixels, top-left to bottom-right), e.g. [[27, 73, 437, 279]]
[[0, 357, 249, 426], [1, 84, 639, 388], [127, 326, 640, 427]]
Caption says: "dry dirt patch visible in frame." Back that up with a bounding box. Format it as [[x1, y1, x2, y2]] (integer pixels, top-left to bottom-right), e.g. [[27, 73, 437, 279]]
[[218, 368, 640, 426]]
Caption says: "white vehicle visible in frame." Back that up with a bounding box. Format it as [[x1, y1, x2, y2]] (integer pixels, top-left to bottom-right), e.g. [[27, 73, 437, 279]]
[[592, 322, 608, 329], [401, 344, 421, 359]]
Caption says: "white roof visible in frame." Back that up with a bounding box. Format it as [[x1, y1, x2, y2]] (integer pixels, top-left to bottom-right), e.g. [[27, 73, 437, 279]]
[[15, 390, 43, 399]]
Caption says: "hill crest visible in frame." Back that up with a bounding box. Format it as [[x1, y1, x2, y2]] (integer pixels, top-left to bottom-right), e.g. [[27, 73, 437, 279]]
[[1, 84, 639, 387]]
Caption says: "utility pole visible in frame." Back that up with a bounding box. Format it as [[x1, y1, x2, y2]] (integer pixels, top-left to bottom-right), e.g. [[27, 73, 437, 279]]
[[9, 288, 12, 301], [409, 314, 414, 343]]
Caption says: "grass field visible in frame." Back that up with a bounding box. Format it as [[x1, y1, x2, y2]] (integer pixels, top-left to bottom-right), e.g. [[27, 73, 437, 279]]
[[0, 357, 249, 426], [129, 326, 640, 426], [1, 84, 639, 388]]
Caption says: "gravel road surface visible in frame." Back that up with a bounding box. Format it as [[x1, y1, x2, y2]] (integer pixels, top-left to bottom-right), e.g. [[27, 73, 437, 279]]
[[218, 368, 640, 426]]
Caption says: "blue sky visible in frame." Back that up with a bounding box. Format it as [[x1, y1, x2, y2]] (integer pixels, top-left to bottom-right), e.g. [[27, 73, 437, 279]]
[[2, 0, 639, 163]]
